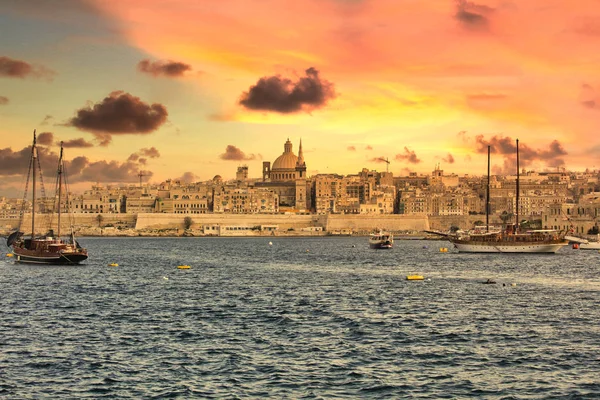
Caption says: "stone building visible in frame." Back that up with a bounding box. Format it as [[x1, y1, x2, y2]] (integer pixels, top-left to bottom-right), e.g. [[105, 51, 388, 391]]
[[256, 138, 309, 212]]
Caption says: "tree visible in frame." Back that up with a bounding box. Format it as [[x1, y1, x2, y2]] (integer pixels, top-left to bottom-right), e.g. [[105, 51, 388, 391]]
[[183, 216, 193, 230], [96, 214, 104, 227], [588, 226, 599, 235]]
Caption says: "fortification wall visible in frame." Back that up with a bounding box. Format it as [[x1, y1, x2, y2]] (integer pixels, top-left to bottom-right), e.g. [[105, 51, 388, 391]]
[[134, 213, 326, 230], [0, 213, 137, 232], [325, 214, 429, 233]]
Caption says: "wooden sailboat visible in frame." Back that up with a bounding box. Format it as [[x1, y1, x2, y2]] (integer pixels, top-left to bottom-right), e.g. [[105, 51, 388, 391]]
[[448, 140, 569, 253], [6, 131, 88, 264]]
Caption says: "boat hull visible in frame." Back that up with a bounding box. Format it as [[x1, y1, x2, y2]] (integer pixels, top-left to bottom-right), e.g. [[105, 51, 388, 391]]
[[369, 243, 393, 249], [451, 240, 568, 253], [13, 250, 88, 265], [579, 242, 600, 250]]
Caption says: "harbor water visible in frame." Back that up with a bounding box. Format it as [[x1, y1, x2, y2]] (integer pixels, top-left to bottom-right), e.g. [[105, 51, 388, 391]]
[[1, 237, 599, 398]]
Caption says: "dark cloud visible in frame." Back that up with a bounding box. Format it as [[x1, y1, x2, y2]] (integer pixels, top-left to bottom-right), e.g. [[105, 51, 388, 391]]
[[443, 153, 455, 164], [68, 91, 168, 143], [347, 146, 356, 151], [0, 56, 55, 80], [0, 142, 150, 184], [474, 135, 567, 168], [239, 67, 336, 113], [128, 147, 160, 163], [140, 147, 160, 158], [0, 96, 8, 105], [455, 0, 493, 30], [137, 59, 192, 78], [395, 147, 421, 164], [219, 145, 256, 161], [36, 132, 54, 146], [62, 138, 94, 148]]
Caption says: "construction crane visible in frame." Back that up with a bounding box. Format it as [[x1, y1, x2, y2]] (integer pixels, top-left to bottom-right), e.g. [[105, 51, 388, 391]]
[[380, 157, 390, 172], [137, 170, 148, 188]]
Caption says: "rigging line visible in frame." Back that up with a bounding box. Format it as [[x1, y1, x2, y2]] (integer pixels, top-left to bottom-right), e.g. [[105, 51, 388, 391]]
[[62, 161, 77, 239], [17, 141, 36, 233]]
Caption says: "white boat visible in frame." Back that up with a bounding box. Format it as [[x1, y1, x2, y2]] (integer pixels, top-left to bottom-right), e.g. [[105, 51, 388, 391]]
[[447, 140, 568, 254], [579, 234, 600, 250], [369, 232, 393, 249]]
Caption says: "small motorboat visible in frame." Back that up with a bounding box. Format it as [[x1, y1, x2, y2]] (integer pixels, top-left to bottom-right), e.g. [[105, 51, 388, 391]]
[[369, 231, 394, 249]]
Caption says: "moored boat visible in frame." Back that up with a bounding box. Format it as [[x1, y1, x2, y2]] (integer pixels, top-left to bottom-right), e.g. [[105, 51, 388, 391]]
[[7, 131, 88, 265], [447, 140, 568, 254]]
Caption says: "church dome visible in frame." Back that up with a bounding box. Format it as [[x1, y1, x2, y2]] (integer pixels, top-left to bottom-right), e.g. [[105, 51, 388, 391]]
[[272, 139, 298, 170], [272, 153, 298, 170]]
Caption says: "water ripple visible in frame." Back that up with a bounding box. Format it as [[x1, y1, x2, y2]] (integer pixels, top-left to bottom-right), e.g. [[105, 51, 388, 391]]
[[1, 237, 599, 398]]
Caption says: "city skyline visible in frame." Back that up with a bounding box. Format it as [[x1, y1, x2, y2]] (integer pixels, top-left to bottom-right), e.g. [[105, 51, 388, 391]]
[[2, 0, 600, 197]]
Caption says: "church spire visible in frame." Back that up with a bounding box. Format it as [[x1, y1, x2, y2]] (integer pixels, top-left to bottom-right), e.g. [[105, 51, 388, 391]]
[[297, 138, 305, 166]]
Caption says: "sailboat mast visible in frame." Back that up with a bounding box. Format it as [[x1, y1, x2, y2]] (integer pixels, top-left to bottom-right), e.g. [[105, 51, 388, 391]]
[[486, 145, 490, 232], [31, 131, 37, 239], [57, 142, 63, 238], [515, 139, 519, 233]]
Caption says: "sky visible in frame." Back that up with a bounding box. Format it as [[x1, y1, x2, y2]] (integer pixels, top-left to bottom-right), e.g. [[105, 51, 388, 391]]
[[2, 0, 600, 196]]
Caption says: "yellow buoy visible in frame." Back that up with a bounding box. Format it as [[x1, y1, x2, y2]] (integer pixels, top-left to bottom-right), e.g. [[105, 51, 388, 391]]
[[439, 247, 448, 252], [407, 275, 425, 280], [6, 253, 14, 257], [108, 263, 118, 267], [178, 265, 191, 269]]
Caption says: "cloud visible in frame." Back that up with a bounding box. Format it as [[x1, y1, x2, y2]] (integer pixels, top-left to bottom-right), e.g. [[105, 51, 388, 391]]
[[0, 56, 55, 80], [395, 147, 421, 164], [454, 0, 493, 31], [140, 147, 161, 158], [365, 145, 373, 150], [347, 145, 356, 151], [0, 96, 8, 105], [443, 153, 455, 164], [40, 115, 53, 125], [207, 112, 236, 122], [62, 138, 94, 148], [36, 132, 54, 146], [68, 91, 168, 144], [474, 134, 568, 168], [239, 67, 336, 113], [0, 142, 150, 184], [137, 59, 192, 77], [219, 145, 256, 161], [174, 171, 198, 183]]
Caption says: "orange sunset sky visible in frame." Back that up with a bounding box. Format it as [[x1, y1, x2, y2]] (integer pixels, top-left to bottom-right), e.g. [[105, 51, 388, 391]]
[[2, 0, 600, 196]]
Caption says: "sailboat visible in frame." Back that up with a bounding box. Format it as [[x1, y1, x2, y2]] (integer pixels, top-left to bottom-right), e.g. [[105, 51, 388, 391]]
[[6, 131, 88, 264], [447, 140, 569, 253]]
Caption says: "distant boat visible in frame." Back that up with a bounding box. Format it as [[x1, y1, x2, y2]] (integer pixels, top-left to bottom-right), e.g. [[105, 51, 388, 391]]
[[369, 231, 394, 249], [579, 234, 600, 250], [446, 140, 568, 254], [7, 131, 88, 264]]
